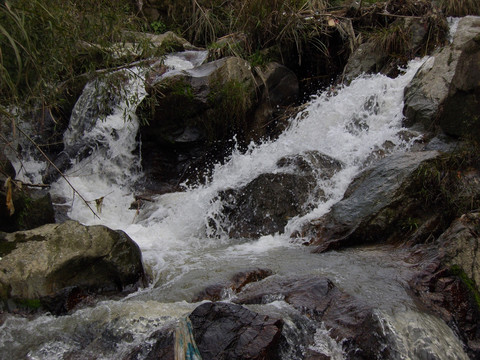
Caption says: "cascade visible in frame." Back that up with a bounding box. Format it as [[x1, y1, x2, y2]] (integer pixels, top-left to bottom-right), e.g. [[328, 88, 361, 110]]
[[2, 50, 471, 359]]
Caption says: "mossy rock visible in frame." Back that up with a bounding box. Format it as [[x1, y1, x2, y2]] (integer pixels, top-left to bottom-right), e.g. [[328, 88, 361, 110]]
[[0, 188, 55, 233], [0, 221, 147, 314]]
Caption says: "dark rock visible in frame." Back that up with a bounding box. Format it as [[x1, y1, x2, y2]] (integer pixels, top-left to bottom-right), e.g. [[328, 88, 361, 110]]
[[343, 17, 433, 81], [252, 62, 299, 139], [277, 151, 344, 180], [193, 268, 273, 302], [234, 275, 389, 359], [219, 172, 316, 238], [137, 57, 300, 191], [124, 327, 175, 360], [438, 32, 480, 138], [0, 220, 147, 314], [438, 213, 480, 297], [189, 302, 284, 360], [212, 151, 342, 239], [0, 152, 15, 179], [409, 255, 480, 357], [303, 150, 439, 252], [137, 56, 256, 189], [0, 188, 55, 233]]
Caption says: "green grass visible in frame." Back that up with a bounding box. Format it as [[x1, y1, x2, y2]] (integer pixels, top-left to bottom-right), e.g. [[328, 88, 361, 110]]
[[0, 0, 145, 111], [450, 265, 480, 310]]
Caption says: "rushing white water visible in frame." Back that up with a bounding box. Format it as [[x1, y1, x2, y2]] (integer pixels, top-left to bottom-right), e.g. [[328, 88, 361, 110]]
[[4, 52, 471, 359], [50, 57, 425, 283]]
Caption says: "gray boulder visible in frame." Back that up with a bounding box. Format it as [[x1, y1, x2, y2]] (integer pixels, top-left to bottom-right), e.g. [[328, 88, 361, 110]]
[[403, 16, 480, 135], [343, 17, 432, 81], [0, 220, 146, 313], [304, 150, 439, 252], [439, 212, 480, 290]]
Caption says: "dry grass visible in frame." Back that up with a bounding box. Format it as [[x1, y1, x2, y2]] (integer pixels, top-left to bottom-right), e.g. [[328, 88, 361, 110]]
[[436, 0, 480, 16]]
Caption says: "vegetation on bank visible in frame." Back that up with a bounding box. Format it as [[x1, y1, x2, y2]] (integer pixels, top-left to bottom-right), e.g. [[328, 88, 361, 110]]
[[2, 0, 479, 118], [0, 0, 145, 111]]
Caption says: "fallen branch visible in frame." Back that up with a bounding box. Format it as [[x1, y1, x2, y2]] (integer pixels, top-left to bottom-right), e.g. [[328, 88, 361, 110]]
[[16, 125, 100, 219]]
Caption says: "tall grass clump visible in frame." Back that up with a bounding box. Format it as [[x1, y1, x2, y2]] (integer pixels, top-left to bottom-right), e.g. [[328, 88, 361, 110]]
[[155, 0, 336, 61], [436, 0, 480, 16]]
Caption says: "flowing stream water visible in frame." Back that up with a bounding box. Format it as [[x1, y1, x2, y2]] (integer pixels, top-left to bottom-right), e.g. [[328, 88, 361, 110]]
[[1, 49, 470, 359]]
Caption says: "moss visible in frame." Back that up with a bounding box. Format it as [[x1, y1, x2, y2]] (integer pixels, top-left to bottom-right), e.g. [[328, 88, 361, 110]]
[[205, 79, 254, 142], [450, 265, 480, 310], [17, 298, 43, 310], [0, 240, 17, 257], [409, 147, 480, 221]]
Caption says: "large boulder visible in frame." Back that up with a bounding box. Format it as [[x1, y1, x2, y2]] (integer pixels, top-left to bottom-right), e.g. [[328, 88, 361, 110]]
[[439, 212, 480, 293], [303, 150, 439, 252], [137, 57, 299, 191], [214, 152, 342, 238], [0, 220, 146, 314], [409, 213, 480, 358], [137, 56, 256, 189], [403, 16, 480, 135], [189, 302, 284, 360], [234, 275, 390, 359]]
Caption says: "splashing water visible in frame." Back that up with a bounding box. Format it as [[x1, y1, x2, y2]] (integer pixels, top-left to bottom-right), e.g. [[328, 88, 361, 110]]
[[50, 57, 425, 282]]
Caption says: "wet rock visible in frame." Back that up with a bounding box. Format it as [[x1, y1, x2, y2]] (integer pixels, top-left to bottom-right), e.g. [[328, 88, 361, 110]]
[[343, 41, 386, 81], [124, 327, 175, 360], [219, 173, 316, 238], [304, 150, 439, 252], [343, 17, 432, 81], [214, 152, 342, 238], [406, 211, 480, 358], [0, 188, 55, 233], [0, 220, 146, 314], [189, 302, 284, 360], [439, 213, 480, 295], [409, 254, 480, 357], [137, 57, 300, 191], [234, 275, 389, 359], [193, 268, 273, 302], [403, 16, 480, 135], [137, 56, 256, 189], [252, 62, 299, 139], [438, 32, 480, 138], [277, 151, 344, 180]]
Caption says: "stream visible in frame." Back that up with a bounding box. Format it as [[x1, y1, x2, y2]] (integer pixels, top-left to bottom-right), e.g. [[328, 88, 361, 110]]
[[1, 48, 470, 359]]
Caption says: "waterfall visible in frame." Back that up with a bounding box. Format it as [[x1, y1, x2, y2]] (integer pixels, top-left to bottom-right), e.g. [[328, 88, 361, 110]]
[[3, 52, 470, 359], [50, 57, 426, 281]]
